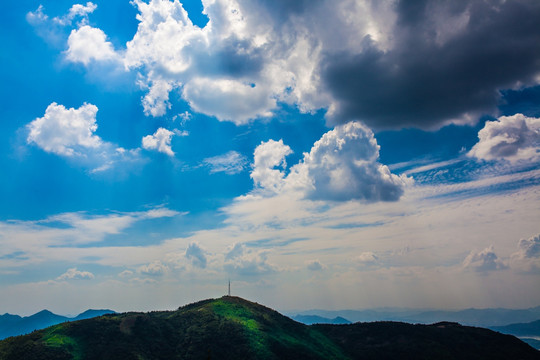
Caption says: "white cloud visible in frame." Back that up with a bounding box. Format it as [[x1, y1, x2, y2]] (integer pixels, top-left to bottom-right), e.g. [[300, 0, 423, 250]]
[[2, 178, 540, 310], [57, 268, 95, 280], [0, 208, 181, 265], [291, 121, 412, 201], [510, 234, 540, 273], [306, 260, 325, 271], [54, 2, 97, 26], [139, 78, 174, 117], [468, 114, 540, 163], [26, 102, 141, 171], [516, 234, 540, 259], [118, 270, 134, 278], [251, 139, 292, 193], [27, 102, 102, 156], [142, 127, 175, 156], [463, 246, 507, 272], [224, 243, 277, 276], [174, 111, 192, 125], [37, 1, 540, 129], [66, 25, 120, 65], [251, 122, 411, 202], [203, 151, 247, 174], [185, 242, 207, 268], [26, 5, 48, 25], [67, 0, 326, 122], [182, 78, 275, 123], [357, 252, 378, 265], [139, 260, 168, 276]]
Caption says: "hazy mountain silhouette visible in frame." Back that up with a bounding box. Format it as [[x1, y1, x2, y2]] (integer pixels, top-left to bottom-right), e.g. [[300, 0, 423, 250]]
[[291, 314, 351, 325], [0, 296, 538, 360], [293, 306, 540, 327], [0, 309, 115, 340], [491, 320, 540, 350]]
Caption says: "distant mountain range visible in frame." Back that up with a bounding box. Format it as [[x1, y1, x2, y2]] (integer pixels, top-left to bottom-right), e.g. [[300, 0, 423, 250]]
[[290, 306, 540, 327], [0, 309, 115, 340], [291, 314, 352, 325], [491, 320, 540, 350], [0, 296, 538, 360]]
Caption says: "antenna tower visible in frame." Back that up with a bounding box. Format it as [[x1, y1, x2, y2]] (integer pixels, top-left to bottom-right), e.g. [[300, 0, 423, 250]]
[[228, 279, 231, 296]]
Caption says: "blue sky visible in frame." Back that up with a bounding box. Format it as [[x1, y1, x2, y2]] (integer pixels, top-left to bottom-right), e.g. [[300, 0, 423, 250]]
[[1, 0, 539, 315]]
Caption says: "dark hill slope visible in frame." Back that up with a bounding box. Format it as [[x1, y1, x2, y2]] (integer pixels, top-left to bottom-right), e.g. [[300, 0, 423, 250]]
[[316, 321, 539, 360], [0, 296, 538, 360]]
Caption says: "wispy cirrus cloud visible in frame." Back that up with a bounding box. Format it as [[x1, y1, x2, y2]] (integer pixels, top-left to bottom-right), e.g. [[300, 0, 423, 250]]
[[203, 151, 247, 174]]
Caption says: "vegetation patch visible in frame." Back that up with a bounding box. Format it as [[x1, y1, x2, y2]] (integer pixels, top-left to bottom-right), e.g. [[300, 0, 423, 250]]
[[212, 299, 270, 357], [42, 324, 81, 360]]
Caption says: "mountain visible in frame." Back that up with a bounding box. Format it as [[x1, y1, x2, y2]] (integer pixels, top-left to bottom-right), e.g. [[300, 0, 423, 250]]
[[291, 314, 351, 325], [491, 320, 540, 350], [72, 310, 116, 322], [0, 309, 115, 340], [492, 320, 540, 337], [293, 306, 540, 327], [0, 296, 538, 360], [405, 308, 540, 327]]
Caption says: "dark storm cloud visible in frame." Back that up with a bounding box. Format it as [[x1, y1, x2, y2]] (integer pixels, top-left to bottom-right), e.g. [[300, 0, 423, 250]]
[[323, 0, 540, 130], [193, 37, 264, 77], [242, 0, 324, 25]]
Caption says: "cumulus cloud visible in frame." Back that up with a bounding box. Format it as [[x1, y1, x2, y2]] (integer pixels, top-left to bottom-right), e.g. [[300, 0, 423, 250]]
[[57, 268, 95, 280], [516, 234, 540, 259], [49, 0, 540, 129], [54, 2, 97, 26], [251, 139, 292, 193], [26, 5, 48, 24], [357, 252, 379, 265], [26, 102, 141, 171], [468, 114, 540, 163], [142, 127, 175, 156], [185, 242, 207, 268], [139, 260, 168, 276], [27, 102, 102, 156], [66, 25, 120, 65], [509, 234, 540, 273], [251, 122, 411, 202], [118, 270, 134, 278], [293, 122, 411, 201], [224, 243, 276, 276], [27, 3, 98, 47], [463, 246, 507, 272], [139, 78, 174, 117], [203, 151, 247, 174], [306, 260, 325, 271]]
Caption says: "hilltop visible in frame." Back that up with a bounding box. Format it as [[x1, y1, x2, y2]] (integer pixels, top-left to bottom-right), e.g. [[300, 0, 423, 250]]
[[0, 296, 538, 360]]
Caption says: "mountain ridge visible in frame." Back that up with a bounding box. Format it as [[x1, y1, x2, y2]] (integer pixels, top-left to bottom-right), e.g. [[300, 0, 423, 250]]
[[291, 306, 540, 327], [0, 309, 115, 340], [0, 296, 538, 360]]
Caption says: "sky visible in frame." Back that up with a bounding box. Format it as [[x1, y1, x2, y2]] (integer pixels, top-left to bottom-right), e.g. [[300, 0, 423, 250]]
[[0, 0, 539, 316]]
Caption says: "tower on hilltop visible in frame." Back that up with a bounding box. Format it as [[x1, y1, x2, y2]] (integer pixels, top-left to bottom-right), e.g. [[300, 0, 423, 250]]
[[228, 279, 231, 296]]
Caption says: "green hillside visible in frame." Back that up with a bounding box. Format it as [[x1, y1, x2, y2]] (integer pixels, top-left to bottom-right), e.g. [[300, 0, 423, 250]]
[[0, 296, 538, 360]]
